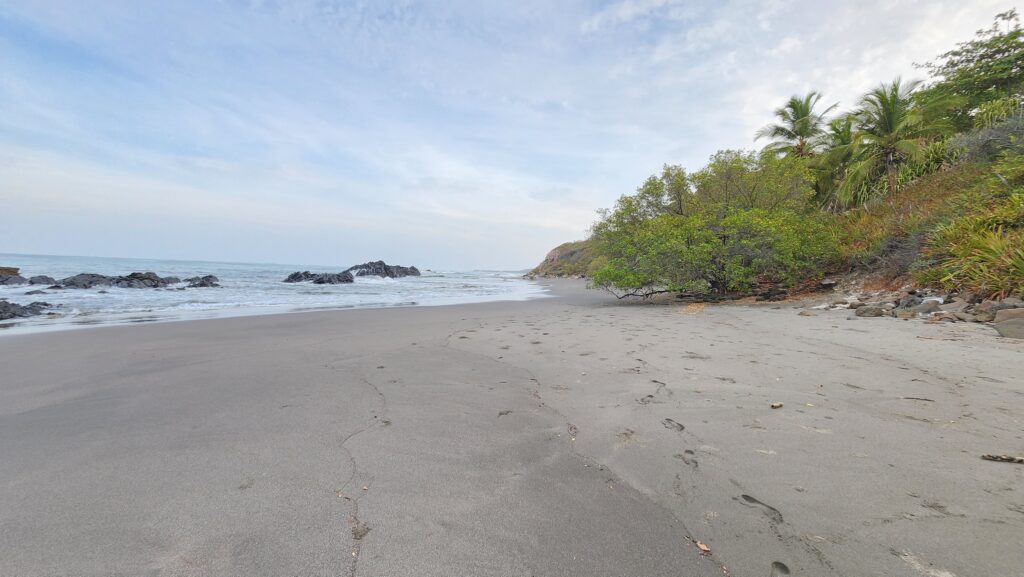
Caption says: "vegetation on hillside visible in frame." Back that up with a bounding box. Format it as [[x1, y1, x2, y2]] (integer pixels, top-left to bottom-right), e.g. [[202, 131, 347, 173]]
[[585, 10, 1024, 300]]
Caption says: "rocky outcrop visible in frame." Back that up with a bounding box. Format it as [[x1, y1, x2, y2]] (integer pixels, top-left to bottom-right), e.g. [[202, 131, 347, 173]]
[[46, 272, 218, 289], [28, 275, 56, 285], [185, 275, 220, 288], [529, 240, 598, 278], [57, 272, 182, 289], [344, 261, 420, 278], [0, 273, 28, 285], [0, 300, 51, 321], [283, 271, 354, 284]]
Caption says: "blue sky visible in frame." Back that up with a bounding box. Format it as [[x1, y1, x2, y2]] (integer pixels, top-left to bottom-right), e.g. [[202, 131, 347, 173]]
[[0, 0, 1014, 269]]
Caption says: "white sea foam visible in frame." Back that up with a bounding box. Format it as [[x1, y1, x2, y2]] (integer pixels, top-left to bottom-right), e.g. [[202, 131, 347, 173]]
[[0, 254, 546, 333]]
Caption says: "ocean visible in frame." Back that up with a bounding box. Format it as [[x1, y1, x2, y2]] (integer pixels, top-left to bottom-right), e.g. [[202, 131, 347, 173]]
[[0, 253, 546, 333]]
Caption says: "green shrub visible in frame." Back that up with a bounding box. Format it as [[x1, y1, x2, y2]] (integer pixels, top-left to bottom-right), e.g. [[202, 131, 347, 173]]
[[592, 209, 839, 297]]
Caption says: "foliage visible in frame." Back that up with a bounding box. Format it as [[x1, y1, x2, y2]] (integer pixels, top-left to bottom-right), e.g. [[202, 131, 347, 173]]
[[755, 92, 837, 157], [950, 116, 1024, 162], [529, 240, 604, 277], [916, 154, 1024, 297], [590, 151, 836, 297], [688, 150, 816, 213], [917, 9, 1024, 131], [592, 209, 838, 297], [836, 78, 959, 206]]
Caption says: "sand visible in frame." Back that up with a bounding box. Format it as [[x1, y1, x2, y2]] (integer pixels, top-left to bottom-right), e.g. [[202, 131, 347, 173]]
[[0, 279, 1021, 577]]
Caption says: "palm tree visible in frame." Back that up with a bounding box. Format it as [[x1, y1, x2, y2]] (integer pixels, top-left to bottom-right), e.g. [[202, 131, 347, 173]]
[[811, 114, 856, 210], [840, 77, 957, 205], [755, 92, 837, 157]]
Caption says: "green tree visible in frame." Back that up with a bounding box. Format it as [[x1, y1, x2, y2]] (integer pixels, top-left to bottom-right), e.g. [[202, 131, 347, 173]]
[[840, 77, 957, 205], [755, 92, 837, 157], [689, 150, 815, 213], [918, 9, 1024, 130]]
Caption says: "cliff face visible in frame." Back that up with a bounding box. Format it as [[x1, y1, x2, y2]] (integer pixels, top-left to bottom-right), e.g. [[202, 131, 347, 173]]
[[528, 239, 602, 278]]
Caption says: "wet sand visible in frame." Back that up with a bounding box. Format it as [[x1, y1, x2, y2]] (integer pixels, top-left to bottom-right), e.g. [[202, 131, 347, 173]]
[[0, 280, 1021, 577]]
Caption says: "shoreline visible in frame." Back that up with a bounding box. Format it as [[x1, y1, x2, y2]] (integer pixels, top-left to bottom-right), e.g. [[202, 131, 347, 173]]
[[0, 280, 554, 337], [1, 279, 1020, 576]]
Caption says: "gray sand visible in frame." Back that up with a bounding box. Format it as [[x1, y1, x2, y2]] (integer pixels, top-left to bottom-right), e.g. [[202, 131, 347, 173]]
[[0, 280, 1021, 576]]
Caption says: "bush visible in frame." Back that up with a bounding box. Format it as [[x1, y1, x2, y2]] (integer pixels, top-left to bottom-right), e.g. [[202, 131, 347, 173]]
[[949, 117, 1024, 162], [591, 209, 839, 297]]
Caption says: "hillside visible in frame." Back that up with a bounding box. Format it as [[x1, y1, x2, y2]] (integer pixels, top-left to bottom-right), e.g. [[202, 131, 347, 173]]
[[528, 240, 601, 278]]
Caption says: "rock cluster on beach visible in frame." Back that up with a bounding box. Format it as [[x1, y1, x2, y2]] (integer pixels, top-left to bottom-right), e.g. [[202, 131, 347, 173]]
[[807, 289, 1024, 339], [283, 261, 420, 284], [0, 299, 52, 321], [283, 271, 355, 284], [0, 269, 221, 290], [344, 261, 420, 278]]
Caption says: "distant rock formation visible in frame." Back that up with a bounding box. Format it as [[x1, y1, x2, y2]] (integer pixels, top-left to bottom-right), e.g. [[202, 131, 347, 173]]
[[47, 272, 217, 289], [344, 261, 420, 278], [283, 271, 355, 284], [29, 275, 56, 285], [528, 240, 598, 278], [0, 273, 27, 285], [0, 299, 51, 321], [185, 275, 220, 288]]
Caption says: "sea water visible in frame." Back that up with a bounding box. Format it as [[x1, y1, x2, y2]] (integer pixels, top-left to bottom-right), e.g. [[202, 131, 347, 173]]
[[0, 253, 546, 333]]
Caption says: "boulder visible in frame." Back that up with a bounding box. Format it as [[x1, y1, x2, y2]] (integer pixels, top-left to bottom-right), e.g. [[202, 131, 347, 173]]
[[897, 295, 923, 309], [0, 267, 19, 276], [974, 299, 1013, 314], [855, 306, 887, 317], [913, 301, 942, 315], [28, 275, 56, 285], [895, 309, 916, 320], [185, 275, 220, 288], [939, 300, 969, 313], [344, 261, 420, 278], [24, 290, 47, 296], [994, 308, 1024, 323], [954, 312, 979, 322], [994, 319, 1024, 339], [0, 274, 28, 285], [0, 300, 51, 321], [848, 300, 865, 309], [284, 271, 316, 283], [1001, 296, 1023, 307], [283, 271, 354, 284], [59, 273, 115, 289], [57, 272, 182, 289], [312, 272, 355, 284]]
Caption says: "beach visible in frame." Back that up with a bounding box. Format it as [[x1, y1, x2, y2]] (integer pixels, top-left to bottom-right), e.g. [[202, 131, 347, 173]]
[[0, 279, 1021, 577]]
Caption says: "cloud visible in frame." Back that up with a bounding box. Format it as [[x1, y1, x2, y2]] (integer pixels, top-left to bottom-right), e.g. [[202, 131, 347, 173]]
[[0, 0, 1016, 268]]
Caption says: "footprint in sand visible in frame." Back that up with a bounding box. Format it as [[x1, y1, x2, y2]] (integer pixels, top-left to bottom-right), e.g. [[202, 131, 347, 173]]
[[661, 418, 685, 432], [739, 494, 784, 524]]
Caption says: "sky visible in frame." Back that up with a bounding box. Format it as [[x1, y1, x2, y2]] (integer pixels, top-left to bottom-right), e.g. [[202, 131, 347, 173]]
[[0, 0, 1016, 269]]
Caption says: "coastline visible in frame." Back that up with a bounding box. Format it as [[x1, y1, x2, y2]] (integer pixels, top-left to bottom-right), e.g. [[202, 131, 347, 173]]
[[1, 279, 1020, 577]]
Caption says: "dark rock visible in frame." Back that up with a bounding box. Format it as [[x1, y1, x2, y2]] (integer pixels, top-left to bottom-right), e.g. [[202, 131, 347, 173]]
[[897, 295, 923, 309], [185, 275, 220, 288], [819, 278, 837, 289], [994, 319, 1024, 339], [59, 273, 115, 289], [344, 261, 420, 278], [756, 284, 788, 302], [28, 275, 56, 285], [848, 300, 865, 309], [855, 305, 887, 317], [0, 300, 51, 321], [0, 274, 28, 285], [57, 272, 182, 289], [24, 290, 48, 296], [312, 272, 355, 284], [284, 271, 316, 283], [283, 271, 354, 284]]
